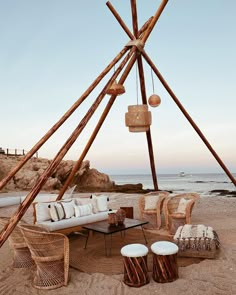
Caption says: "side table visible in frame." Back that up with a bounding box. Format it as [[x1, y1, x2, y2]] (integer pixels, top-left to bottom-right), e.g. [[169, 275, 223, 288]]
[[120, 207, 134, 219]]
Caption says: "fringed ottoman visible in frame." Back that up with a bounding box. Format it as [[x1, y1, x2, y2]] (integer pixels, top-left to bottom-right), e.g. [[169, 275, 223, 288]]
[[151, 241, 179, 283], [173, 224, 220, 258], [121, 243, 149, 287]]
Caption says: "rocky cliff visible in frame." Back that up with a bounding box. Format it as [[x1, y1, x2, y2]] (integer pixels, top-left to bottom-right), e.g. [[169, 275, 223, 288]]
[[0, 155, 148, 193]]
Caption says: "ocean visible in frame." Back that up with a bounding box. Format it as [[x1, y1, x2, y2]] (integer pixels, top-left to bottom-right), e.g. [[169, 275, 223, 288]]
[[109, 173, 236, 196]]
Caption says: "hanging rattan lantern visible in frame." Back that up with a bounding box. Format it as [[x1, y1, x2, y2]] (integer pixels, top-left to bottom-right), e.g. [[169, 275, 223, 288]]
[[148, 94, 161, 107], [125, 104, 152, 132], [106, 80, 125, 95]]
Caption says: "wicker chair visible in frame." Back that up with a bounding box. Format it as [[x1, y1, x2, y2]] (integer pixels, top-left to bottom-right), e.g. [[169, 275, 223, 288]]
[[19, 224, 69, 290], [163, 193, 200, 232], [139, 191, 170, 229], [0, 217, 35, 268]]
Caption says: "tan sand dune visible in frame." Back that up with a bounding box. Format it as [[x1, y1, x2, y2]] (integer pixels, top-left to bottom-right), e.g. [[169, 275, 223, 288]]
[[0, 193, 236, 294]]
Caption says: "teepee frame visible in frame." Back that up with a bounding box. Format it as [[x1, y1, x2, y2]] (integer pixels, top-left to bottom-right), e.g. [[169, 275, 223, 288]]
[[0, 0, 235, 248]]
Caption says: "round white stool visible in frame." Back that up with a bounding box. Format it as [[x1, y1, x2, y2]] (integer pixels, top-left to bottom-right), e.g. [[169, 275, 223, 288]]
[[151, 241, 179, 283], [121, 243, 149, 287]]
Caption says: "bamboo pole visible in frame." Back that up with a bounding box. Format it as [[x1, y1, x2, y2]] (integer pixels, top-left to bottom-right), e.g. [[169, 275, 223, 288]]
[[0, 46, 129, 191], [137, 55, 158, 190], [106, 1, 134, 40], [141, 0, 169, 44], [130, 0, 138, 38], [57, 51, 138, 200], [130, 0, 158, 190], [0, 49, 135, 248], [142, 50, 236, 186]]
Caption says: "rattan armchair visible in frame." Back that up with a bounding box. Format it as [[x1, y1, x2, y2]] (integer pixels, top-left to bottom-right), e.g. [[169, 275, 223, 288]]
[[163, 193, 200, 231], [139, 191, 170, 229], [19, 224, 69, 290], [0, 217, 35, 268]]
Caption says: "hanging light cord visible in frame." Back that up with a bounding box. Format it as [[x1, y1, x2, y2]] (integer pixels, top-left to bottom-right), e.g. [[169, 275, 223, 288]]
[[151, 68, 155, 94], [136, 61, 139, 105]]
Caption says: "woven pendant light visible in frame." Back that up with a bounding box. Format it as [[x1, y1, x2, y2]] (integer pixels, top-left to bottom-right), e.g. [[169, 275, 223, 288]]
[[148, 94, 161, 107], [106, 80, 125, 95], [125, 104, 152, 132], [148, 69, 161, 107]]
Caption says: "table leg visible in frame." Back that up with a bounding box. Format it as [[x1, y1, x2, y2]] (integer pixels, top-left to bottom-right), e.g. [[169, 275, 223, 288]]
[[104, 234, 112, 256], [141, 225, 148, 244], [84, 231, 89, 249]]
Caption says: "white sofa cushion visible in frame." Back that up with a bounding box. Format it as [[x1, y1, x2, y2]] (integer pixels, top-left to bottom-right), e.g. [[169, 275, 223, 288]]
[[36, 210, 115, 232], [94, 195, 109, 212], [49, 203, 65, 221], [74, 204, 93, 217], [60, 200, 75, 218], [35, 202, 52, 222], [0, 196, 21, 207], [75, 197, 98, 214]]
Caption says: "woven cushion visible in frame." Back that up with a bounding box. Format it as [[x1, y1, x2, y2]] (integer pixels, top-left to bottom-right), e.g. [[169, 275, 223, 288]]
[[74, 204, 93, 217], [173, 224, 220, 258], [144, 195, 159, 210], [176, 198, 191, 214]]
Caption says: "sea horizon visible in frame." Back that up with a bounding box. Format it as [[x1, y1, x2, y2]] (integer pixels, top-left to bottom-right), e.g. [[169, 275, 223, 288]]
[[109, 172, 236, 195]]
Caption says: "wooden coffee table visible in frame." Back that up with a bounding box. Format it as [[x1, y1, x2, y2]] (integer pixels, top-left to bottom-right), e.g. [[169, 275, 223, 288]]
[[82, 218, 149, 256]]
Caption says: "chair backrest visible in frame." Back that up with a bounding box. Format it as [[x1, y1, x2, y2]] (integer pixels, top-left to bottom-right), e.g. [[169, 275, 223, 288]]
[[0, 217, 27, 247], [165, 193, 199, 215], [139, 191, 170, 212], [19, 224, 69, 259]]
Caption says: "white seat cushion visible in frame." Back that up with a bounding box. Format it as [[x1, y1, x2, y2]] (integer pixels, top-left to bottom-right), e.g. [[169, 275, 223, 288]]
[[121, 243, 149, 257], [151, 241, 179, 255]]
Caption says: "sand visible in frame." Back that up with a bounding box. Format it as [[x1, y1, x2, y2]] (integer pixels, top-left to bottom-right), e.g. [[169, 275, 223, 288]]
[[0, 192, 236, 295]]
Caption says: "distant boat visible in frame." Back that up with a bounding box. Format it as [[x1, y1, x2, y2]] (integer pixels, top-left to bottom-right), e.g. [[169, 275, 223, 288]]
[[179, 172, 186, 177]]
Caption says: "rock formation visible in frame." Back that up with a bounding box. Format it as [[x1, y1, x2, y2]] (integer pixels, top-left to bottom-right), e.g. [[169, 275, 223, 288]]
[[0, 155, 149, 193]]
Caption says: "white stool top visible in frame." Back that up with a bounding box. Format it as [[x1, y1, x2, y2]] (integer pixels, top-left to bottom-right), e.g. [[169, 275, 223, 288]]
[[121, 243, 149, 258], [151, 241, 178, 255]]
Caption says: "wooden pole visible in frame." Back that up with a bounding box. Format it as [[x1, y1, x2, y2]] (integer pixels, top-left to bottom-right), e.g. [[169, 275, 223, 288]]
[[142, 50, 236, 186], [0, 46, 129, 191], [130, 0, 158, 190], [106, 1, 134, 40], [130, 0, 138, 38], [137, 55, 159, 190], [57, 51, 138, 200], [0, 48, 136, 248], [141, 0, 169, 44]]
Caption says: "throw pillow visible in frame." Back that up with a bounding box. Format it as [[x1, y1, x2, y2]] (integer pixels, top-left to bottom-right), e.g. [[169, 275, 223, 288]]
[[61, 200, 75, 218], [74, 204, 93, 217], [176, 198, 192, 214], [144, 195, 160, 210], [96, 195, 109, 212], [35, 202, 52, 222], [49, 203, 65, 222], [76, 197, 98, 214]]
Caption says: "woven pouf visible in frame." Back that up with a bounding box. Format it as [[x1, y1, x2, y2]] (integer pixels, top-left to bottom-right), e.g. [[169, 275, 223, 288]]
[[121, 243, 149, 287], [151, 241, 179, 283]]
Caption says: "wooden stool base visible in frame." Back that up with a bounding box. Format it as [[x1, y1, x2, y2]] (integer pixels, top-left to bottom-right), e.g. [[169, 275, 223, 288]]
[[153, 253, 178, 283], [123, 255, 149, 287]]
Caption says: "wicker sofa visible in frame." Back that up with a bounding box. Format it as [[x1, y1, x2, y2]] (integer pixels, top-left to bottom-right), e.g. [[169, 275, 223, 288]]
[[33, 195, 114, 235]]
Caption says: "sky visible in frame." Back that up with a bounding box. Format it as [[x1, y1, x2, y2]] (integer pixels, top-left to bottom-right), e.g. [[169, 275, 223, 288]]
[[0, 0, 235, 175]]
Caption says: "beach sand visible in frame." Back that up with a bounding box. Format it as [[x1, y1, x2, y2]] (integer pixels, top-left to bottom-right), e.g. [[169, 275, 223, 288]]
[[0, 192, 236, 294]]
